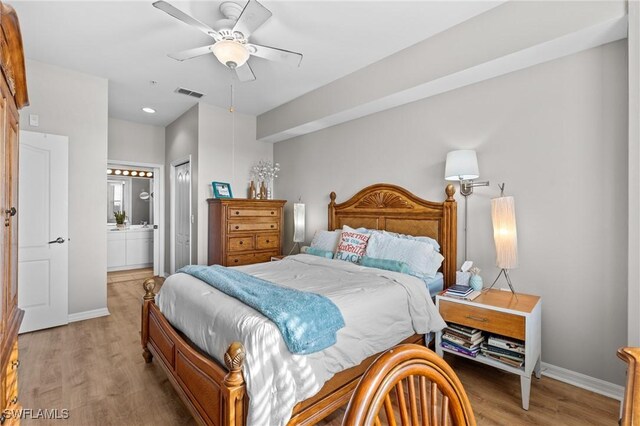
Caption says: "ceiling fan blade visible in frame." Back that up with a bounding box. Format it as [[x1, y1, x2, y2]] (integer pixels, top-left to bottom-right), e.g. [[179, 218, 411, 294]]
[[153, 1, 220, 39], [235, 61, 256, 82], [247, 43, 303, 67], [232, 0, 272, 38], [168, 45, 214, 62]]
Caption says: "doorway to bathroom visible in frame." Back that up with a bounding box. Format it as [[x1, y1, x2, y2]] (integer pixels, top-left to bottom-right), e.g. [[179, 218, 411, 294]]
[[106, 160, 164, 276]]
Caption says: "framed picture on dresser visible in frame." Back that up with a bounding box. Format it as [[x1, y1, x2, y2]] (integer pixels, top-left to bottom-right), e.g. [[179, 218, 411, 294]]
[[212, 181, 233, 198]]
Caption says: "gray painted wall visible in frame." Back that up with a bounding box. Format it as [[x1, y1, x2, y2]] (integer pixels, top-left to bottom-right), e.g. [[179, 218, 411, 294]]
[[108, 117, 165, 165], [165, 105, 199, 272], [20, 60, 109, 315], [274, 41, 628, 385], [197, 103, 273, 264]]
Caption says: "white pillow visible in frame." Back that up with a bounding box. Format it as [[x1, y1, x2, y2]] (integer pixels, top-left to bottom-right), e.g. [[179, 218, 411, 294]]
[[310, 230, 341, 252], [366, 232, 442, 279]]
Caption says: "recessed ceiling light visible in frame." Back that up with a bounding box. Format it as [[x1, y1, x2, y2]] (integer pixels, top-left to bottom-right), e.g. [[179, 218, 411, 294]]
[[142, 107, 156, 114]]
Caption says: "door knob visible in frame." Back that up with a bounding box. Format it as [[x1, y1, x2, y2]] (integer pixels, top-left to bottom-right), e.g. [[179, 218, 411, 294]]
[[48, 237, 65, 244], [4, 207, 16, 217]]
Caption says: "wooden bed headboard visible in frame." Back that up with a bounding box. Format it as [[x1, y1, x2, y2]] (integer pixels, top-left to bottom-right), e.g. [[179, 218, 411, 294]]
[[328, 183, 457, 287]]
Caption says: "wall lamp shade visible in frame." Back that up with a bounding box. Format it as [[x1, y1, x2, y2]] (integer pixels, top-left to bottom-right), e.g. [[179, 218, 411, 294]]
[[212, 40, 250, 69], [491, 196, 518, 269], [444, 150, 480, 181], [293, 203, 305, 243]]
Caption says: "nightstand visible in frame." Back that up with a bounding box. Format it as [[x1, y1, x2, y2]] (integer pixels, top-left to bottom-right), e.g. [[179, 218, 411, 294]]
[[435, 289, 542, 410], [270, 255, 286, 261]]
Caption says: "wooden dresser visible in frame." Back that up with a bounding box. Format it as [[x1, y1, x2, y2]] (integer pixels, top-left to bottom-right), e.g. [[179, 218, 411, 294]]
[[0, 2, 28, 425], [207, 199, 286, 266]]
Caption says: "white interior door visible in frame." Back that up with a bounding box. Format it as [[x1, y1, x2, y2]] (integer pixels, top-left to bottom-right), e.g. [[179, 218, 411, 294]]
[[175, 161, 191, 270], [18, 131, 69, 333]]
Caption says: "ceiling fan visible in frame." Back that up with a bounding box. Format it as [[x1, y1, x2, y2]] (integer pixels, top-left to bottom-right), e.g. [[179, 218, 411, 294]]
[[153, 0, 303, 82]]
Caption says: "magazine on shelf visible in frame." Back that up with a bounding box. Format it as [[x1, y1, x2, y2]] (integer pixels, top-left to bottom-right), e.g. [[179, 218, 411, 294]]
[[487, 335, 526, 354], [444, 328, 484, 344], [481, 351, 524, 368], [480, 343, 524, 361], [441, 341, 479, 357], [442, 333, 485, 348], [447, 323, 481, 336]]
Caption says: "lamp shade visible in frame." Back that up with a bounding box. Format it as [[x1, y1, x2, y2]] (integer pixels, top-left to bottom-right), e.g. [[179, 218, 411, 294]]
[[444, 150, 480, 181], [491, 196, 518, 269], [212, 40, 250, 68], [293, 203, 305, 243]]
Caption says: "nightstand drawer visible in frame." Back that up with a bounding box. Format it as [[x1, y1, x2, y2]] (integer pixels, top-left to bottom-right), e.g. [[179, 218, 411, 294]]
[[228, 236, 255, 252], [440, 300, 525, 340]]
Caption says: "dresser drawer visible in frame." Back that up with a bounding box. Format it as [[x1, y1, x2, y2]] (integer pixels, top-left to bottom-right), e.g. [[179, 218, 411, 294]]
[[228, 221, 279, 233], [228, 236, 255, 252], [227, 208, 280, 219], [227, 251, 278, 266], [256, 233, 279, 250], [439, 300, 525, 340]]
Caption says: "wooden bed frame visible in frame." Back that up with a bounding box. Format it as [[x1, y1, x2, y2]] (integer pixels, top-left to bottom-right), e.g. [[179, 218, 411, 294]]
[[141, 183, 457, 426]]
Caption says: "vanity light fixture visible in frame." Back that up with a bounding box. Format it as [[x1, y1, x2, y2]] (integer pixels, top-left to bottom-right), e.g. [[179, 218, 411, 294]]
[[107, 169, 154, 179], [142, 107, 156, 114], [444, 149, 489, 261]]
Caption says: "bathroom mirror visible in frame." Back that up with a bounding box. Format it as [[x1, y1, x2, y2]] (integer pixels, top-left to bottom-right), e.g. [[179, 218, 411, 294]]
[[107, 176, 154, 225]]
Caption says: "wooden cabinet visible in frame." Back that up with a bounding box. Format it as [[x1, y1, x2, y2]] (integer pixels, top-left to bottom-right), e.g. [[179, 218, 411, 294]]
[[207, 199, 286, 267], [0, 3, 29, 425], [435, 289, 542, 410], [107, 229, 153, 271]]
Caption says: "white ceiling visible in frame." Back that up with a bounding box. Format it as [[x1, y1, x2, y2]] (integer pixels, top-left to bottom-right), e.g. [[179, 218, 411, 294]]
[[14, 1, 501, 127]]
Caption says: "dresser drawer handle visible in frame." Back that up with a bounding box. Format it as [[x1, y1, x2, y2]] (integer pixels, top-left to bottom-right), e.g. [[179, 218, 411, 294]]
[[465, 315, 488, 323], [239, 241, 243, 245], [11, 360, 19, 369], [234, 259, 239, 263], [265, 240, 270, 243], [235, 226, 239, 230], [271, 211, 274, 215], [270, 225, 274, 228], [235, 211, 240, 215]]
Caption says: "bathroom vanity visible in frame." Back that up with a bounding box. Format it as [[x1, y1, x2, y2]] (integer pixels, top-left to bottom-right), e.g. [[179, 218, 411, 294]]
[[107, 226, 153, 271]]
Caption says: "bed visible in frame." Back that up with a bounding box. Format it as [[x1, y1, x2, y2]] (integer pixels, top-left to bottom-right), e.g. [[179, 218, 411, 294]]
[[140, 183, 457, 426]]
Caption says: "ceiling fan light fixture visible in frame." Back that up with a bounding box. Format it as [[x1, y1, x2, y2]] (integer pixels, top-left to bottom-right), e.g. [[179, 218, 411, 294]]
[[212, 39, 249, 69]]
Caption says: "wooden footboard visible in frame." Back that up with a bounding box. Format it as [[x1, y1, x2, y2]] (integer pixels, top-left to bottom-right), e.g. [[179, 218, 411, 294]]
[[141, 278, 247, 426], [140, 277, 425, 426]]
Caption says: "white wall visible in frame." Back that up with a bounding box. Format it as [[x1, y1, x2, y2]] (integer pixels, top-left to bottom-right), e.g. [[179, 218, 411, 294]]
[[274, 41, 628, 385], [165, 105, 198, 272], [108, 117, 165, 165], [20, 60, 109, 315], [196, 103, 272, 265]]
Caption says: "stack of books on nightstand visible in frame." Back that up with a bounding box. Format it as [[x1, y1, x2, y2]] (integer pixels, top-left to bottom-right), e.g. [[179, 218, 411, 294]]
[[441, 324, 485, 357], [443, 285, 481, 301], [480, 335, 525, 368]]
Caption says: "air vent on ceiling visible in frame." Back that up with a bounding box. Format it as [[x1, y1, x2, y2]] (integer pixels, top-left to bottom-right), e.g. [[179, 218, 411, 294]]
[[175, 87, 205, 99]]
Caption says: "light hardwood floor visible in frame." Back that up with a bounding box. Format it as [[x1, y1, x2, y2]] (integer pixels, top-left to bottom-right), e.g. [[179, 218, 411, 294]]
[[18, 271, 620, 425]]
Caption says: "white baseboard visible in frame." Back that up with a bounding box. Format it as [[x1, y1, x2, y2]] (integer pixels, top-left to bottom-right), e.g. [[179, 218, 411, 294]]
[[68, 307, 111, 323], [541, 362, 624, 401]]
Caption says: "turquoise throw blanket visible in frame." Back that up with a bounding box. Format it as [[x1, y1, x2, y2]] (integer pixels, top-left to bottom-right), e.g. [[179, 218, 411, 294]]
[[178, 265, 345, 355]]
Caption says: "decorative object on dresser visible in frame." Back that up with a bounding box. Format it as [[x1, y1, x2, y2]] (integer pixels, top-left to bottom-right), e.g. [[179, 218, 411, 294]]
[[444, 149, 489, 261], [0, 2, 29, 424], [212, 181, 233, 199], [343, 343, 477, 426], [250, 160, 279, 199], [207, 198, 286, 266], [469, 266, 483, 290], [143, 183, 457, 426], [488, 183, 519, 296], [435, 289, 541, 410]]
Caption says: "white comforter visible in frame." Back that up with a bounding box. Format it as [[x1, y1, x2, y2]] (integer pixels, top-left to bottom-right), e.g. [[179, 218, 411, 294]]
[[156, 254, 446, 426]]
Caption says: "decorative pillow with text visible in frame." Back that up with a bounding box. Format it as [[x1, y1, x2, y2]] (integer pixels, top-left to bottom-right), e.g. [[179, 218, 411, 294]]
[[334, 230, 370, 263]]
